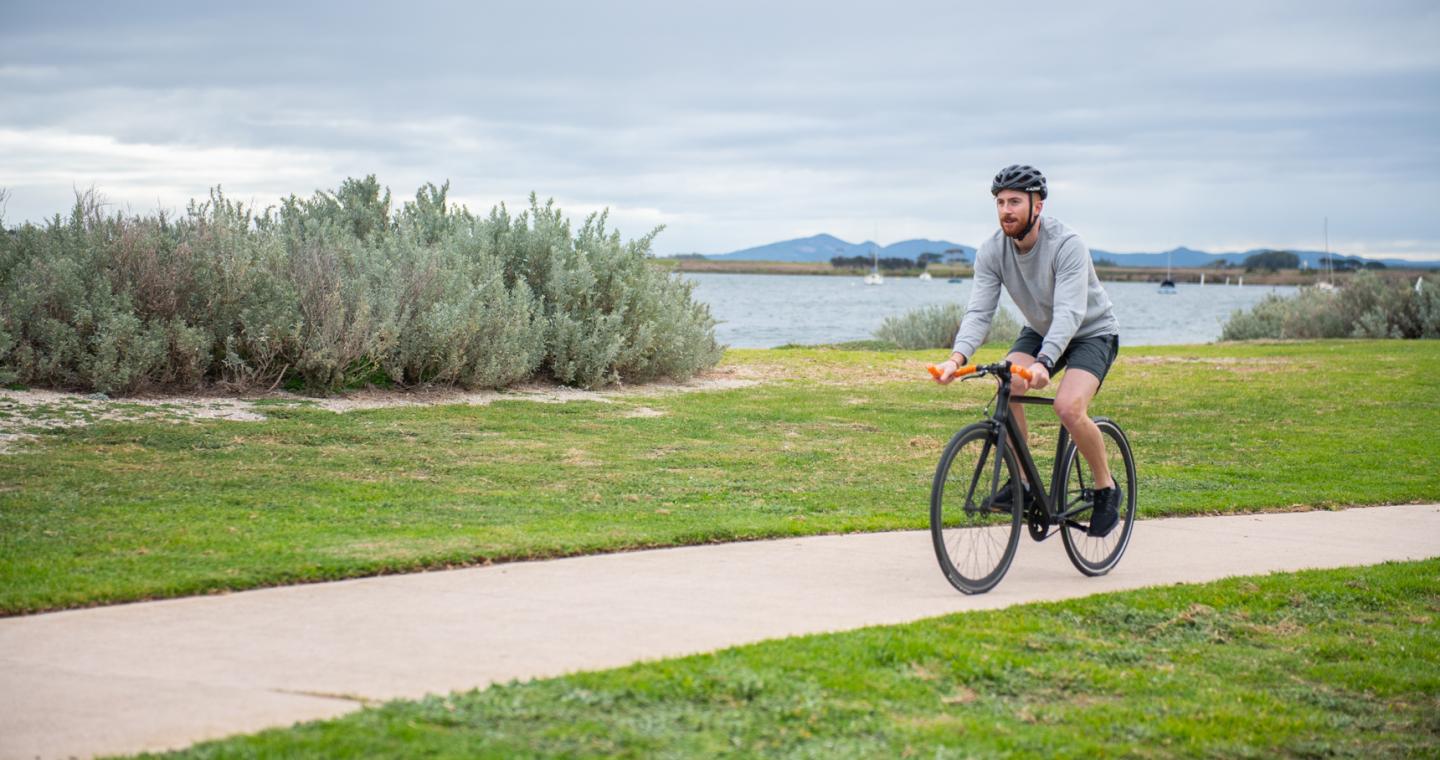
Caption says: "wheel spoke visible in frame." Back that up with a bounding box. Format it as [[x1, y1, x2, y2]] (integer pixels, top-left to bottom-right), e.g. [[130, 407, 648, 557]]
[[930, 428, 1021, 594], [1058, 420, 1136, 576]]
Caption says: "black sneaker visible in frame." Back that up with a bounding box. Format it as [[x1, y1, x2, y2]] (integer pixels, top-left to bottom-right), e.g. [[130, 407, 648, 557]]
[[981, 478, 1035, 514], [1088, 485, 1122, 537]]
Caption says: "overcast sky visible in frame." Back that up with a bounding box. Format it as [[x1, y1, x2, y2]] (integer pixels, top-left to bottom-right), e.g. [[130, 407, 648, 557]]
[[3, 1, 1438, 259]]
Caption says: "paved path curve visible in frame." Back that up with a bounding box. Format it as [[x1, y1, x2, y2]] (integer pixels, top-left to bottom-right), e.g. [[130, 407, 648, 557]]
[[3, 504, 1438, 759]]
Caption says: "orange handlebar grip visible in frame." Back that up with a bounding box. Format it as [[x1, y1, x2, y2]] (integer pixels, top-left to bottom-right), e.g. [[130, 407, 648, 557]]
[[926, 364, 978, 380], [1011, 365, 1034, 381]]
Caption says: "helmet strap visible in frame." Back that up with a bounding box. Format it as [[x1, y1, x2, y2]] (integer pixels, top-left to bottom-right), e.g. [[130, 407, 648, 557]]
[[1009, 194, 1038, 241]]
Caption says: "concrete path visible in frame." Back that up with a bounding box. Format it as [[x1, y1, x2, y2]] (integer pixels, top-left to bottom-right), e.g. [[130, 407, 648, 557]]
[[3, 504, 1438, 759]]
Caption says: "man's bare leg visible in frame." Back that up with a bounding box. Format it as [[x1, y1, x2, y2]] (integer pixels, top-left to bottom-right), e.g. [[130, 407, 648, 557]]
[[1054, 368, 1112, 489]]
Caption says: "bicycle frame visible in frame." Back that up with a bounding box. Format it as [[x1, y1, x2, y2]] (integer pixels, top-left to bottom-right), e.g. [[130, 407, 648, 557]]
[[929, 357, 1137, 592], [973, 365, 1088, 531]]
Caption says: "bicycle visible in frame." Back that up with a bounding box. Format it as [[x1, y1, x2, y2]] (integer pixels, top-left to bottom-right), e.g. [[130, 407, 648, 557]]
[[925, 360, 1137, 594]]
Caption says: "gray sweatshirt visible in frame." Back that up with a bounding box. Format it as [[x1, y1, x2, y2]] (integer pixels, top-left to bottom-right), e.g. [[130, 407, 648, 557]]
[[951, 216, 1118, 364]]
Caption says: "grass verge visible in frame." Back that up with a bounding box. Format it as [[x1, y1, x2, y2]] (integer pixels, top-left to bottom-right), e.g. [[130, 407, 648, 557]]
[[140, 559, 1440, 758], [3, 340, 1439, 614]]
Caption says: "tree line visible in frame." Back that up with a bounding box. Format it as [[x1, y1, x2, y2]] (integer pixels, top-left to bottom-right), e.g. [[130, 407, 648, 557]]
[[830, 255, 933, 271]]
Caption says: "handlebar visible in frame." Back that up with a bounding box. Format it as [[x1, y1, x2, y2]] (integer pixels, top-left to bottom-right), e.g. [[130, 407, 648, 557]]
[[927, 361, 1033, 382]]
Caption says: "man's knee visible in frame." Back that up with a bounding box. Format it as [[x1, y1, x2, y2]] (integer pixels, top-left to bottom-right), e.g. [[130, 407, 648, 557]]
[[1055, 369, 1101, 428], [1055, 395, 1088, 427]]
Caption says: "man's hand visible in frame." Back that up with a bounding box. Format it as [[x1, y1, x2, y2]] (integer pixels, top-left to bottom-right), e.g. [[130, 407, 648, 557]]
[[933, 353, 966, 384], [1028, 360, 1051, 390]]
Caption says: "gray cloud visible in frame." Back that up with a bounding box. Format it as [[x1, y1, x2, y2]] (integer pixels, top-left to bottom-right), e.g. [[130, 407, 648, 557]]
[[3, 0, 1437, 259]]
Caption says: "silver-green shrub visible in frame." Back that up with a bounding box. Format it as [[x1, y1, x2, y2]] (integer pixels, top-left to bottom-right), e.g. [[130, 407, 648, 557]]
[[0, 179, 720, 394], [372, 190, 546, 389], [1221, 272, 1439, 341], [1418, 279, 1440, 339], [481, 196, 721, 389], [875, 302, 1022, 350], [0, 194, 174, 393]]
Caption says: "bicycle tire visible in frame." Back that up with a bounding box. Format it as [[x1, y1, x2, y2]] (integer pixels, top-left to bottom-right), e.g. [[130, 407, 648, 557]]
[[930, 423, 1023, 594], [1057, 417, 1137, 576]]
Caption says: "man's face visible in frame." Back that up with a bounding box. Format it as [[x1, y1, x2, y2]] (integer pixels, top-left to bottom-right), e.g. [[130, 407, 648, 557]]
[[995, 189, 1043, 237]]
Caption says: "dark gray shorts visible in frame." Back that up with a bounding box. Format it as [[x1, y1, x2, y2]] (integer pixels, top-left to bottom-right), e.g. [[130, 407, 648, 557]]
[[1010, 327, 1120, 386]]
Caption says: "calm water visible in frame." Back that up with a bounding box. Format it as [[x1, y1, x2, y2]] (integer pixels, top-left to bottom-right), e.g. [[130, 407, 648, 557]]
[[683, 273, 1296, 348]]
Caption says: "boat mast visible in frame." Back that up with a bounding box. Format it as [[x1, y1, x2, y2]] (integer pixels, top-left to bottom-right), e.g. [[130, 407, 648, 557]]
[[1324, 216, 1331, 286]]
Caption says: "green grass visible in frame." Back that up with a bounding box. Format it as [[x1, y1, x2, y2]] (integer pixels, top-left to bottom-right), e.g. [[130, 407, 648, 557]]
[[3, 340, 1438, 614], [140, 559, 1440, 759]]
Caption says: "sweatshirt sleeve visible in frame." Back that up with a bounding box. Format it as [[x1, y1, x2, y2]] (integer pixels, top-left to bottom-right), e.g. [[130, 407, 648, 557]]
[[1039, 236, 1090, 363], [951, 243, 1003, 362]]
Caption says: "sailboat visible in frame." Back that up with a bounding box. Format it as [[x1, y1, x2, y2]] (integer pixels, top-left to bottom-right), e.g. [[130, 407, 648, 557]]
[[1158, 250, 1177, 294], [863, 243, 883, 285], [1315, 217, 1338, 292]]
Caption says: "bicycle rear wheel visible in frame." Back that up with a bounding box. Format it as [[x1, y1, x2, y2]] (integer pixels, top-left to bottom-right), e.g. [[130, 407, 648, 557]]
[[1058, 417, 1137, 575], [930, 423, 1023, 594]]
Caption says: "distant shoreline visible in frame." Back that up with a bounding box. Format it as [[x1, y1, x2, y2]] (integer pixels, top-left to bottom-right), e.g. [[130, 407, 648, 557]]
[[652, 258, 1422, 287]]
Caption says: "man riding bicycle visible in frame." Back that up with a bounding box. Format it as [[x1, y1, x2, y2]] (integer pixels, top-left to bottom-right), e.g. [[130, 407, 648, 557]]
[[932, 165, 1123, 536]]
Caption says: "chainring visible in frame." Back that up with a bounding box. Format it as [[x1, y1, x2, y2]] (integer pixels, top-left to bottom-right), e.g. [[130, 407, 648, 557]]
[[1026, 505, 1051, 541]]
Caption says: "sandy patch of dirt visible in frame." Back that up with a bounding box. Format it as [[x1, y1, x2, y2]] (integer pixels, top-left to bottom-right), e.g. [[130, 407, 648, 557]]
[[0, 372, 755, 453], [310, 375, 753, 413], [718, 354, 932, 386], [0, 388, 265, 422], [0, 391, 264, 453]]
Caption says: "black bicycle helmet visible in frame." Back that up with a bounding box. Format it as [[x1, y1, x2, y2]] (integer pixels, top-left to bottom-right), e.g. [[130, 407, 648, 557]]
[[991, 164, 1048, 199]]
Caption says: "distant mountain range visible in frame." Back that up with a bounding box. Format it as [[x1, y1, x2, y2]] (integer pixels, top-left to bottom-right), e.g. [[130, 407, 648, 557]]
[[702, 234, 977, 263], [1084, 246, 1438, 270], [693, 234, 1438, 269]]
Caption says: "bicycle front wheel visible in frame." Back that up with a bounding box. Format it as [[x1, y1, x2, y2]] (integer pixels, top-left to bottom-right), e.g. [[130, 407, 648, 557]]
[[930, 423, 1023, 594], [1058, 417, 1137, 576]]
